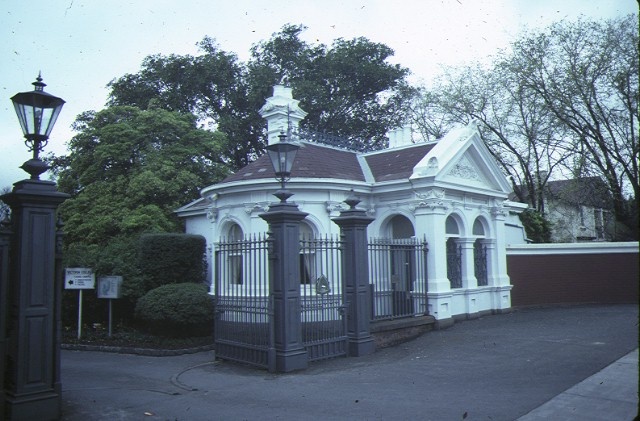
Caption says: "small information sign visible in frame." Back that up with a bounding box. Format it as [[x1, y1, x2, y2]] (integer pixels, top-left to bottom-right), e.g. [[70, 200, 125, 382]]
[[97, 276, 123, 299], [65, 268, 95, 290]]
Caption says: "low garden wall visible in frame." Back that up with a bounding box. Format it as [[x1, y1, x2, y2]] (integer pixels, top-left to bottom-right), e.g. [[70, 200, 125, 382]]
[[507, 242, 639, 307]]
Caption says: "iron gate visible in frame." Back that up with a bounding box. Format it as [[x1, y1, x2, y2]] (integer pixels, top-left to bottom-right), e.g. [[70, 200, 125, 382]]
[[300, 235, 347, 361], [368, 237, 429, 321], [214, 234, 347, 368], [214, 234, 274, 369]]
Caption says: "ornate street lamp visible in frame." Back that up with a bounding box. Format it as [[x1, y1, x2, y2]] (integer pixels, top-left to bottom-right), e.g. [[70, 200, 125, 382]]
[[260, 129, 308, 372], [11, 73, 65, 179], [265, 130, 299, 202], [1, 74, 68, 420]]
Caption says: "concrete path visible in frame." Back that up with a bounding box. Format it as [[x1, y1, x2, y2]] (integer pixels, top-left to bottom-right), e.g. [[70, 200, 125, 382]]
[[60, 304, 638, 420], [518, 348, 638, 421]]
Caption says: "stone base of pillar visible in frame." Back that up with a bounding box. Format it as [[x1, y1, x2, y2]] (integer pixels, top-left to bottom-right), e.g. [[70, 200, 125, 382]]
[[5, 390, 60, 421], [427, 290, 453, 321], [276, 348, 308, 373], [491, 285, 513, 311], [348, 336, 376, 357]]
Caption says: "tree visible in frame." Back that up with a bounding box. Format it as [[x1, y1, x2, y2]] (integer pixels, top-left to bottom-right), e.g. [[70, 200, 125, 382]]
[[504, 14, 638, 238], [411, 62, 571, 214], [107, 38, 262, 170], [50, 105, 229, 244], [107, 25, 414, 167], [410, 14, 638, 239], [48, 106, 229, 306], [249, 24, 414, 151]]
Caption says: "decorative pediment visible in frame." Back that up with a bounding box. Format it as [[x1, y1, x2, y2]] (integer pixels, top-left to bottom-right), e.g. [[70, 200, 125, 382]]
[[446, 154, 484, 182], [411, 122, 512, 195]]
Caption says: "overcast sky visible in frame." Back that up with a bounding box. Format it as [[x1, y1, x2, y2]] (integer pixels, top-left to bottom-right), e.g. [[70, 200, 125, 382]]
[[1, 0, 637, 187]]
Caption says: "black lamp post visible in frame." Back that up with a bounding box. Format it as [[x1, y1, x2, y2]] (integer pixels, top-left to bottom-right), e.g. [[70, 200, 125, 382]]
[[2, 74, 68, 420], [260, 130, 308, 372]]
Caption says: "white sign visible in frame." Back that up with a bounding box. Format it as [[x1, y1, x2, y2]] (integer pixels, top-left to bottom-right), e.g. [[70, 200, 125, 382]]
[[97, 276, 123, 299], [65, 268, 95, 290]]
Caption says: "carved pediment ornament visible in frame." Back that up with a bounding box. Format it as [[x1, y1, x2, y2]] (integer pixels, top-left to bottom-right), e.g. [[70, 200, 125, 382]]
[[447, 155, 482, 182]]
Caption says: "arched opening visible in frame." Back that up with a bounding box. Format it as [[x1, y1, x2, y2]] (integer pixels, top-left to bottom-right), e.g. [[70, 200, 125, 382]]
[[390, 214, 415, 239], [473, 217, 488, 287], [299, 222, 315, 285], [387, 215, 416, 315], [224, 223, 244, 285], [446, 215, 462, 289]]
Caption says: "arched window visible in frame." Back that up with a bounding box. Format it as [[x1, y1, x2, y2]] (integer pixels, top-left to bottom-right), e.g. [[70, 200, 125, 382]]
[[390, 215, 415, 239], [299, 223, 314, 285], [446, 215, 460, 235], [226, 223, 243, 285], [472, 219, 485, 236]]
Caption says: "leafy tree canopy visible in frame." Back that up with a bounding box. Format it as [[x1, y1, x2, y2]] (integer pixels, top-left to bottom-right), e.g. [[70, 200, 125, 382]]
[[108, 24, 414, 168], [409, 14, 638, 239], [50, 105, 230, 246]]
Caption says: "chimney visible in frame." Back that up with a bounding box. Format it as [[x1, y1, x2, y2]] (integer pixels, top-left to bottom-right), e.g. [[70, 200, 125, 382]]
[[259, 85, 308, 145], [387, 124, 412, 148]]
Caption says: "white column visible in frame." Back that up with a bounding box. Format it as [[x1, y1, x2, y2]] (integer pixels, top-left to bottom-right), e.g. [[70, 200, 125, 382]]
[[459, 238, 477, 289], [414, 204, 453, 322], [491, 205, 512, 311]]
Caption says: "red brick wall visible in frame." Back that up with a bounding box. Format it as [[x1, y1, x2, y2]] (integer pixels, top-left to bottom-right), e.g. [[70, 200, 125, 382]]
[[507, 250, 639, 306]]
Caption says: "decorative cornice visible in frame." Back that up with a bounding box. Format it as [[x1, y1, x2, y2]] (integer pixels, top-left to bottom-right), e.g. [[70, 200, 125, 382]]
[[411, 189, 449, 212]]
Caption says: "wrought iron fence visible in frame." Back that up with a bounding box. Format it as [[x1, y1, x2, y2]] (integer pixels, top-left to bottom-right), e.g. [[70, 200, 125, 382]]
[[368, 237, 429, 321], [214, 233, 348, 368], [447, 238, 462, 289], [214, 234, 273, 369], [299, 235, 347, 361], [474, 240, 488, 286]]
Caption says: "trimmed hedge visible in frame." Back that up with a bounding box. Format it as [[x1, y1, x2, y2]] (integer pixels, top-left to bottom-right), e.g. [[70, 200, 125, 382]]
[[138, 233, 207, 291], [134, 283, 214, 337]]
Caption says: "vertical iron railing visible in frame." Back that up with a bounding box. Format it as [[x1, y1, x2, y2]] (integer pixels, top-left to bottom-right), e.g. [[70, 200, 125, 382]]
[[299, 235, 347, 361], [447, 238, 462, 289], [474, 240, 488, 287], [214, 233, 273, 369], [368, 237, 428, 321]]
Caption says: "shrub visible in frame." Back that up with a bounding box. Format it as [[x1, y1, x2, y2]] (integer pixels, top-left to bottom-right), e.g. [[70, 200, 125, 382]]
[[134, 283, 214, 337], [519, 209, 552, 243], [138, 233, 207, 291]]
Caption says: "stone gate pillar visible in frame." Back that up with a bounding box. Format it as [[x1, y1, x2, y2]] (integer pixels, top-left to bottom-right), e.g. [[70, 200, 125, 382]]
[[260, 193, 308, 372], [332, 195, 376, 357], [0, 221, 11, 419], [2, 178, 68, 420]]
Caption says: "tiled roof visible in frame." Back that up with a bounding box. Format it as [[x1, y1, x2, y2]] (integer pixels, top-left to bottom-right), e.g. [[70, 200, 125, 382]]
[[364, 143, 435, 182], [221, 142, 365, 183], [545, 177, 612, 209], [220, 142, 435, 185]]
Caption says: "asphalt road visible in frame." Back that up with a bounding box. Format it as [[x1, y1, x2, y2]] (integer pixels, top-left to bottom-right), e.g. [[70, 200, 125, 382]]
[[61, 304, 638, 420]]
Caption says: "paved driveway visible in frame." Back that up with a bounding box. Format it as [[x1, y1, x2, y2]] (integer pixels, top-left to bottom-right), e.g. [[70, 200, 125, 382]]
[[61, 304, 638, 420]]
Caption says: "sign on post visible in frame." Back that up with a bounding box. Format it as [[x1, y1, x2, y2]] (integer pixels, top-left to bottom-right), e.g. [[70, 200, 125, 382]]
[[64, 268, 95, 290], [98, 276, 123, 337], [97, 276, 123, 299], [64, 268, 95, 339]]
